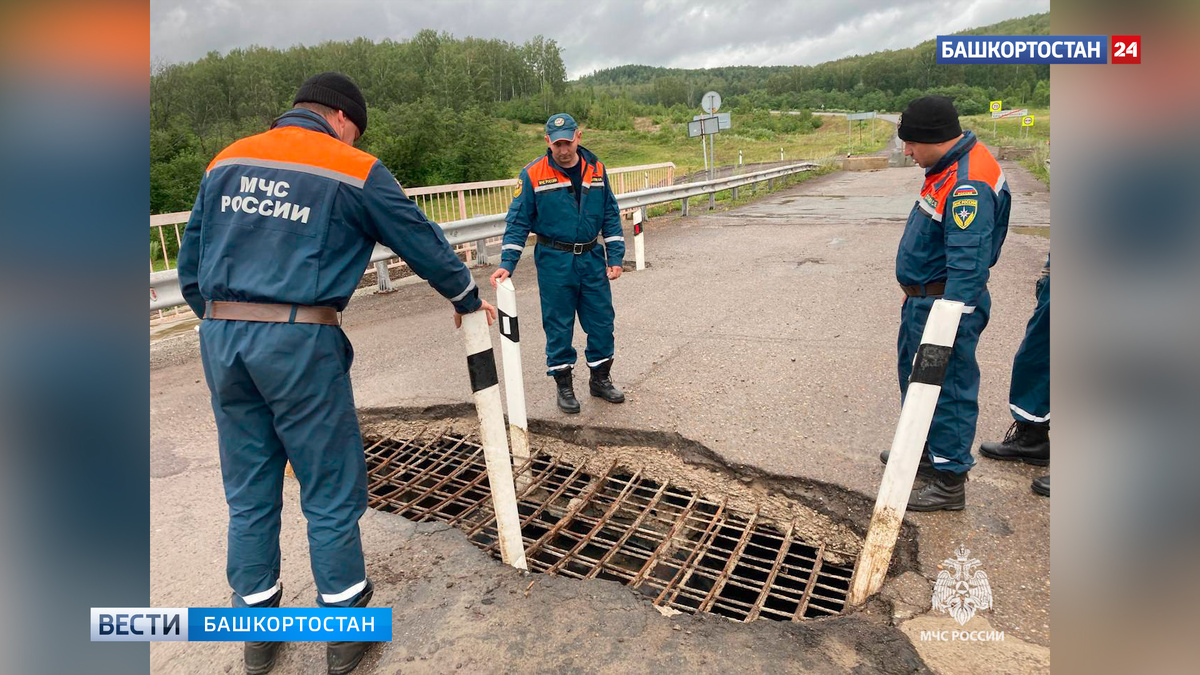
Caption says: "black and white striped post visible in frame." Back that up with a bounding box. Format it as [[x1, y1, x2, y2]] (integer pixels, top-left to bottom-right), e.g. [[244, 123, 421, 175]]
[[848, 298, 963, 605], [632, 209, 646, 271], [460, 311, 528, 570], [495, 278, 530, 480]]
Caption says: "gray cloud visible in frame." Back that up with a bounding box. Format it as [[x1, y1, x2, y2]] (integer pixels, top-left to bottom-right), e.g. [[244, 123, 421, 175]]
[[151, 0, 1050, 78]]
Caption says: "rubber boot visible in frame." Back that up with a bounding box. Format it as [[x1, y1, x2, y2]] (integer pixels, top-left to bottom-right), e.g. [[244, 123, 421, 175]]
[[979, 421, 1050, 465], [326, 580, 375, 675], [1031, 475, 1050, 497], [588, 359, 625, 403], [239, 585, 283, 675], [907, 470, 967, 511], [553, 368, 580, 414]]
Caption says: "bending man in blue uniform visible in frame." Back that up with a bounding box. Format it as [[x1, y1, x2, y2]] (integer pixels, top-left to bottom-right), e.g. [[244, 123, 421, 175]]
[[881, 95, 1011, 511], [177, 72, 496, 675], [981, 254, 1050, 496], [490, 113, 626, 414]]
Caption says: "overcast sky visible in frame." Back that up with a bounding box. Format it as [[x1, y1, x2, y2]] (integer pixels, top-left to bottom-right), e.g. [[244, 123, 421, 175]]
[[151, 0, 1050, 78]]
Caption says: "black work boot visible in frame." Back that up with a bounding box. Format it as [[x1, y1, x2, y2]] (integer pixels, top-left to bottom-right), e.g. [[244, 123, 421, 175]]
[[326, 580, 375, 675], [1031, 475, 1050, 497], [589, 359, 625, 403], [980, 421, 1050, 465], [553, 368, 581, 414], [237, 585, 283, 675], [879, 446, 936, 476], [907, 470, 967, 511]]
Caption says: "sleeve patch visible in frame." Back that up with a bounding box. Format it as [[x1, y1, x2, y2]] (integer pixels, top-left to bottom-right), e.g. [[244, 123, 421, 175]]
[[951, 199, 978, 230], [952, 184, 979, 197]]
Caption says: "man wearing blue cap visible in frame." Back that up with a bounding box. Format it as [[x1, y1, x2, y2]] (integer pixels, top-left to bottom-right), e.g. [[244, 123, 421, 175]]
[[490, 113, 626, 413]]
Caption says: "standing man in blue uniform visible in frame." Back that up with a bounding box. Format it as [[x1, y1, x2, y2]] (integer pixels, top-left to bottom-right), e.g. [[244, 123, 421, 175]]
[[177, 72, 495, 675], [489, 113, 626, 414], [981, 254, 1050, 496], [883, 95, 1011, 511]]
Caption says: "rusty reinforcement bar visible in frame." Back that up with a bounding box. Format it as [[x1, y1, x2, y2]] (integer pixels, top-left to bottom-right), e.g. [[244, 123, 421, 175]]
[[364, 431, 851, 622]]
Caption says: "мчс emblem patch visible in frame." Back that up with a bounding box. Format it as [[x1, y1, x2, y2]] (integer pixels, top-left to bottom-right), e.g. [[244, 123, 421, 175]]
[[952, 198, 978, 229], [512, 179, 522, 198], [554, 117, 565, 127]]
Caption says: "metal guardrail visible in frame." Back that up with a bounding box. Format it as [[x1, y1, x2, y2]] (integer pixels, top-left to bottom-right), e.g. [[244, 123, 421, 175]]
[[149, 163, 676, 276], [149, 162, 818, 313]]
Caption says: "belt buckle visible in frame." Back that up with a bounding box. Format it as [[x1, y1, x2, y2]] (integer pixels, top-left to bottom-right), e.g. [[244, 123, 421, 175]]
[[572, 242, 585, 255]]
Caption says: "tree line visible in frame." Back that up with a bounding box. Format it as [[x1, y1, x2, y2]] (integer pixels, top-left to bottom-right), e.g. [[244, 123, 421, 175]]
[[579, 13, 1049, 114], [152, 31, 567, 213], [151, 12, 1049, 215]]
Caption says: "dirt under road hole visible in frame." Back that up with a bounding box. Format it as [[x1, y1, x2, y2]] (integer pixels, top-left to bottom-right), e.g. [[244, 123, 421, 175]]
[[357, 409, 919, 624]]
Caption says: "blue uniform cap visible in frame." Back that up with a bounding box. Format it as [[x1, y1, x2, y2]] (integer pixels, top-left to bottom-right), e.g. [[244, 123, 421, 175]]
[[545, 113, 578, 142]]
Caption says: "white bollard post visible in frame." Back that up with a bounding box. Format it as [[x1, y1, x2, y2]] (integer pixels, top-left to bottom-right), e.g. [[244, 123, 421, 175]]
[[374, 260, 395, 293], [633, 209, 646, 271], [848, 299, 963, 605], [460, 311, 529, 570], [495, 279, 530, 484]]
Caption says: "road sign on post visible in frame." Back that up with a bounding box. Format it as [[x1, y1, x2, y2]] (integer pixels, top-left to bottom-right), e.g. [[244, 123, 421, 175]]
[[697, 93, 722, 206], [689, 117, 720, 137], [846, 112, 876, 151], [990, 107, 1028, 119], [989, 100, 1002, 113]]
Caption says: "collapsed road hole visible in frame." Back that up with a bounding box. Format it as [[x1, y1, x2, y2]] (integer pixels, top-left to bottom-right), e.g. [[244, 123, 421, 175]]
[[364, 431, 852, 622]]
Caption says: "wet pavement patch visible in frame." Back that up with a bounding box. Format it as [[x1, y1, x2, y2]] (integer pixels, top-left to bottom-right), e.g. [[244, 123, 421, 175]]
[[364, 430, 854, 622]]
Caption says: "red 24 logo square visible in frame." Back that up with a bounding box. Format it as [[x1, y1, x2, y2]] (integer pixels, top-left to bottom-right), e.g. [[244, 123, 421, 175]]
[[1112, 36, 1141, 64]]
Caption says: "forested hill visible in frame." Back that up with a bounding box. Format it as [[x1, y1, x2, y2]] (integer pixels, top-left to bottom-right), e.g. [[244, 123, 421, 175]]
[[578, 12, 1049, 106], [151, 14, 1049, 214]]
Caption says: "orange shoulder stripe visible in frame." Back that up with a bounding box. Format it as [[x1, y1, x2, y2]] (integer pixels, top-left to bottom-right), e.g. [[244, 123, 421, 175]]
[[963, 144, 1004, 186], [207, 127, 378, 186], [526, 156, 566, 184]]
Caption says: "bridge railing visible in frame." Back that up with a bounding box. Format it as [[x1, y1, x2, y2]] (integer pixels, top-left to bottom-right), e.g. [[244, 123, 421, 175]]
[[150, 162, 814, 316], [149, 162, 673, 322]]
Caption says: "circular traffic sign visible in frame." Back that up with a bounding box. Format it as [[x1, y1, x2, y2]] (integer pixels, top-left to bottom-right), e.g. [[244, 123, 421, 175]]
[[1022, 115, 1035, 126], [701, 91, 722, 114], [990, 101, 1002, 112]]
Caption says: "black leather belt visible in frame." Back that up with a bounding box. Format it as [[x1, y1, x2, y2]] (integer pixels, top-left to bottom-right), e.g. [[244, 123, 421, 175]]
[[537, 235, 597, 254], [900, 282, 946, 297]]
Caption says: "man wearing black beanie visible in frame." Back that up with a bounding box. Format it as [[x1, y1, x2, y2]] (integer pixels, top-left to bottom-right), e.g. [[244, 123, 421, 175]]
[[177, 72, 496, 674], [292, 71, 370, 142], [882, 95, 1011, 511]]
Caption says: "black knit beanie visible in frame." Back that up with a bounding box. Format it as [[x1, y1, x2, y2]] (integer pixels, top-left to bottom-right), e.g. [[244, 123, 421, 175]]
[[293, 72, 368, 135], [897, 95, 962, 144]]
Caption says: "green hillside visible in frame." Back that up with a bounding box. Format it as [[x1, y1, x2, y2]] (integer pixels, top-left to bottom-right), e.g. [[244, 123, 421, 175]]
[[151, 13, 1050, 217]]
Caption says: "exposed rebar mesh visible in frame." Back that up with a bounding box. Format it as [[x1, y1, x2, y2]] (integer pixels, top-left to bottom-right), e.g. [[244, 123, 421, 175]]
[[365, 431, 851, 622]]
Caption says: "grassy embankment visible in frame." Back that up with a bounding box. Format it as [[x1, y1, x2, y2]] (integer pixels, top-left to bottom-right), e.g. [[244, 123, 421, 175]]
[[507, 115, 892, 215], [509, 116, 895, 177], [962, 107, 1050, 184]]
